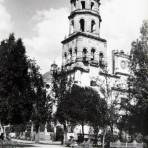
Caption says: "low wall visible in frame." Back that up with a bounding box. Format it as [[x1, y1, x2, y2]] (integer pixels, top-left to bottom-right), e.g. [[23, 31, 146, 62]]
[[110, 140, 143, 148]]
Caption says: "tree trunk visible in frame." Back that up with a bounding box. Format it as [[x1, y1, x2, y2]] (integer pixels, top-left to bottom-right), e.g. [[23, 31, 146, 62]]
[[35, 126, 40, 143], [102, 128, 107, 148], [63, 124, 68, 144], [81, 122, 84, 141], [110, 123, 114, 139], [31, 122, 34, 141]]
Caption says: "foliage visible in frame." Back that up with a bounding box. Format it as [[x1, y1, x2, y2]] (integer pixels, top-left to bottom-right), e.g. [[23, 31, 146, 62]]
[[28, 60, 51, 133], [0, 34, 51, 132], [52, 68, 70, 124], [56, 84, 108, 136], [123, 20, 148, 135], [95, 69, 120, 132], [0, 34, 32, 125]]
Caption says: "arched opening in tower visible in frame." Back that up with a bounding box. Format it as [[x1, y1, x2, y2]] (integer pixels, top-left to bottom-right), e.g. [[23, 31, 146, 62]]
[[91, 2, 94, 10], [64, 52, 67, 60], [80, 19, 85, 32], [75, 48, 77, 55], [73, 1, 76, 9], [99, 52, 104, 67], [91, 48, 95, 60], [91, 20, 96, 33], [82, 48, 87, 58], [69, 48, 73, 57], [81, 1, 86, 9], [71, 20, 74, 33]]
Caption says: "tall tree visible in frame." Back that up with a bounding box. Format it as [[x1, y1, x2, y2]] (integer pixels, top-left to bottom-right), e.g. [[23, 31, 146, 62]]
[[127, 20, 148, 135], [0, 34, 32, 125], [0, 34, 51, 142], [56, 84, 108, 143], [52, 68, 71, 142], [28, 60, 51, 143]]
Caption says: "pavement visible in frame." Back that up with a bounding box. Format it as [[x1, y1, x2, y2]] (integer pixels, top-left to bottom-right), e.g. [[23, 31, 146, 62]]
[[11, 139, 66, 148]]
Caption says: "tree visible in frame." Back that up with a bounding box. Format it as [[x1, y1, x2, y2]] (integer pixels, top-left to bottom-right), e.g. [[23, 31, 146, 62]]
[[56, 84, 108, 143], [0, 34, 51, 142], [95, 67, 122, 146], [52, 68, 72, 142], [0, 34, 32, 125], [28, 60, 51, 143], [127, 20, 148, 135]]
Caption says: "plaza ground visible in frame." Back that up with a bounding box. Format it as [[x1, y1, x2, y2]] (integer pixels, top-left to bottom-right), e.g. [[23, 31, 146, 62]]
[[11, 139, 66, 148], [17, 143, 65, 148]]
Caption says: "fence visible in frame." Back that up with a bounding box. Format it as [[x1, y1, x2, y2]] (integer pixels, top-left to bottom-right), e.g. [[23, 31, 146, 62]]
[[110, 140, 143, 148]]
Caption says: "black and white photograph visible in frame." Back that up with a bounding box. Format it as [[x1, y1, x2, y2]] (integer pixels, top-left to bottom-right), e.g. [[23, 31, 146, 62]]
[[0, 0, 148, 147]]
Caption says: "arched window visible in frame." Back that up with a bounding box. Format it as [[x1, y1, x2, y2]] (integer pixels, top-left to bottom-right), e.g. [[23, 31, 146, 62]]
[[91, 2, 94, 10], [64, 52, 67, 58], [69, 48, 72, 57], [75, 48, 77, 55], [71, 20, 74, 33], [82, 48, 87, 58], [81, 1, 85, 9], [80, 19, 85, 32], [91, 48, 95, 60], [91, 20, 96, 32], [99, 52, 104, 58], [99, 52, 104, 67], [73, 1, 76, 8]]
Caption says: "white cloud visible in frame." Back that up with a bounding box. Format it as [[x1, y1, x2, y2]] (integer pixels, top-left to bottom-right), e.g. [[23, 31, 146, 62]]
[[101, 0, 148, 53], [0, 0, 13, 40], [100, 0, 148, 70], [24, 8, 69, 73]]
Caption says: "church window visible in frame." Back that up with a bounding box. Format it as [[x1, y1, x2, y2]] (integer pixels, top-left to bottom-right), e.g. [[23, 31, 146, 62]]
[[83, 48, 87, 58], [90, 80, 96, 86], [91, 2, 94, 10], [64, 52, 67, 58], [80, 19, 85, 32], [91, 20, 96, 32], [99, 52, 104, 58], [74, 1, 76, 8], [99, 52, 104, 67], [71, 20, 74, 33], [91, 48, 95, 60], [81, 1, 85, 9], [75, 48, 77, 55], [69, 48, 72, 56]]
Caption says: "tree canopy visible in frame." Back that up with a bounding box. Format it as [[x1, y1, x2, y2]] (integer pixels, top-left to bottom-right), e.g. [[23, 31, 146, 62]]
[[122, 20, 148, 135], [0, 34, 32, 125], [56, 84, 108, 136], [0, 34, 50, 131]]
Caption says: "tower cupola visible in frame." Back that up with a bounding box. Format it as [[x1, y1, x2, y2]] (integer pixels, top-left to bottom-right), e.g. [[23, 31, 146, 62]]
[[69, 0, 101, 36], [62, 0, 107, 77]]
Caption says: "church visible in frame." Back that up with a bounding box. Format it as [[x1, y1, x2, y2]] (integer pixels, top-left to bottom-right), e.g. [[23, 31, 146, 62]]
[[44, 0, 131, 138]]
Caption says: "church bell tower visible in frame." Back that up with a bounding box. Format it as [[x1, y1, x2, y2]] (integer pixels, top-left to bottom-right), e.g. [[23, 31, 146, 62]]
[[62, 0, 107, 86]]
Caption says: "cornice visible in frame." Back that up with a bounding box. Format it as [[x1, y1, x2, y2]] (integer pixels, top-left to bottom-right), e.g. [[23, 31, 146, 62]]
[[68, 9, 102, 22], [61, 32, 106, 44], [99, 72, 120, 79]]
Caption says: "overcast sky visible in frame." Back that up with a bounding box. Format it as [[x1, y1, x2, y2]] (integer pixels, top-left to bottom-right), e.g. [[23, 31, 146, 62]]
[[0, 0, 148, 73]]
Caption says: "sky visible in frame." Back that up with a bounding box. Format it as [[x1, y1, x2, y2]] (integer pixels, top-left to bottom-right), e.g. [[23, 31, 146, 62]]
[[0, 0, 148, 73]]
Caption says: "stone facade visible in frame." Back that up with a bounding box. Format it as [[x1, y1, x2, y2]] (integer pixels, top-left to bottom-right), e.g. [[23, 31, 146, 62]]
[[62, 0, 108, 87]]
